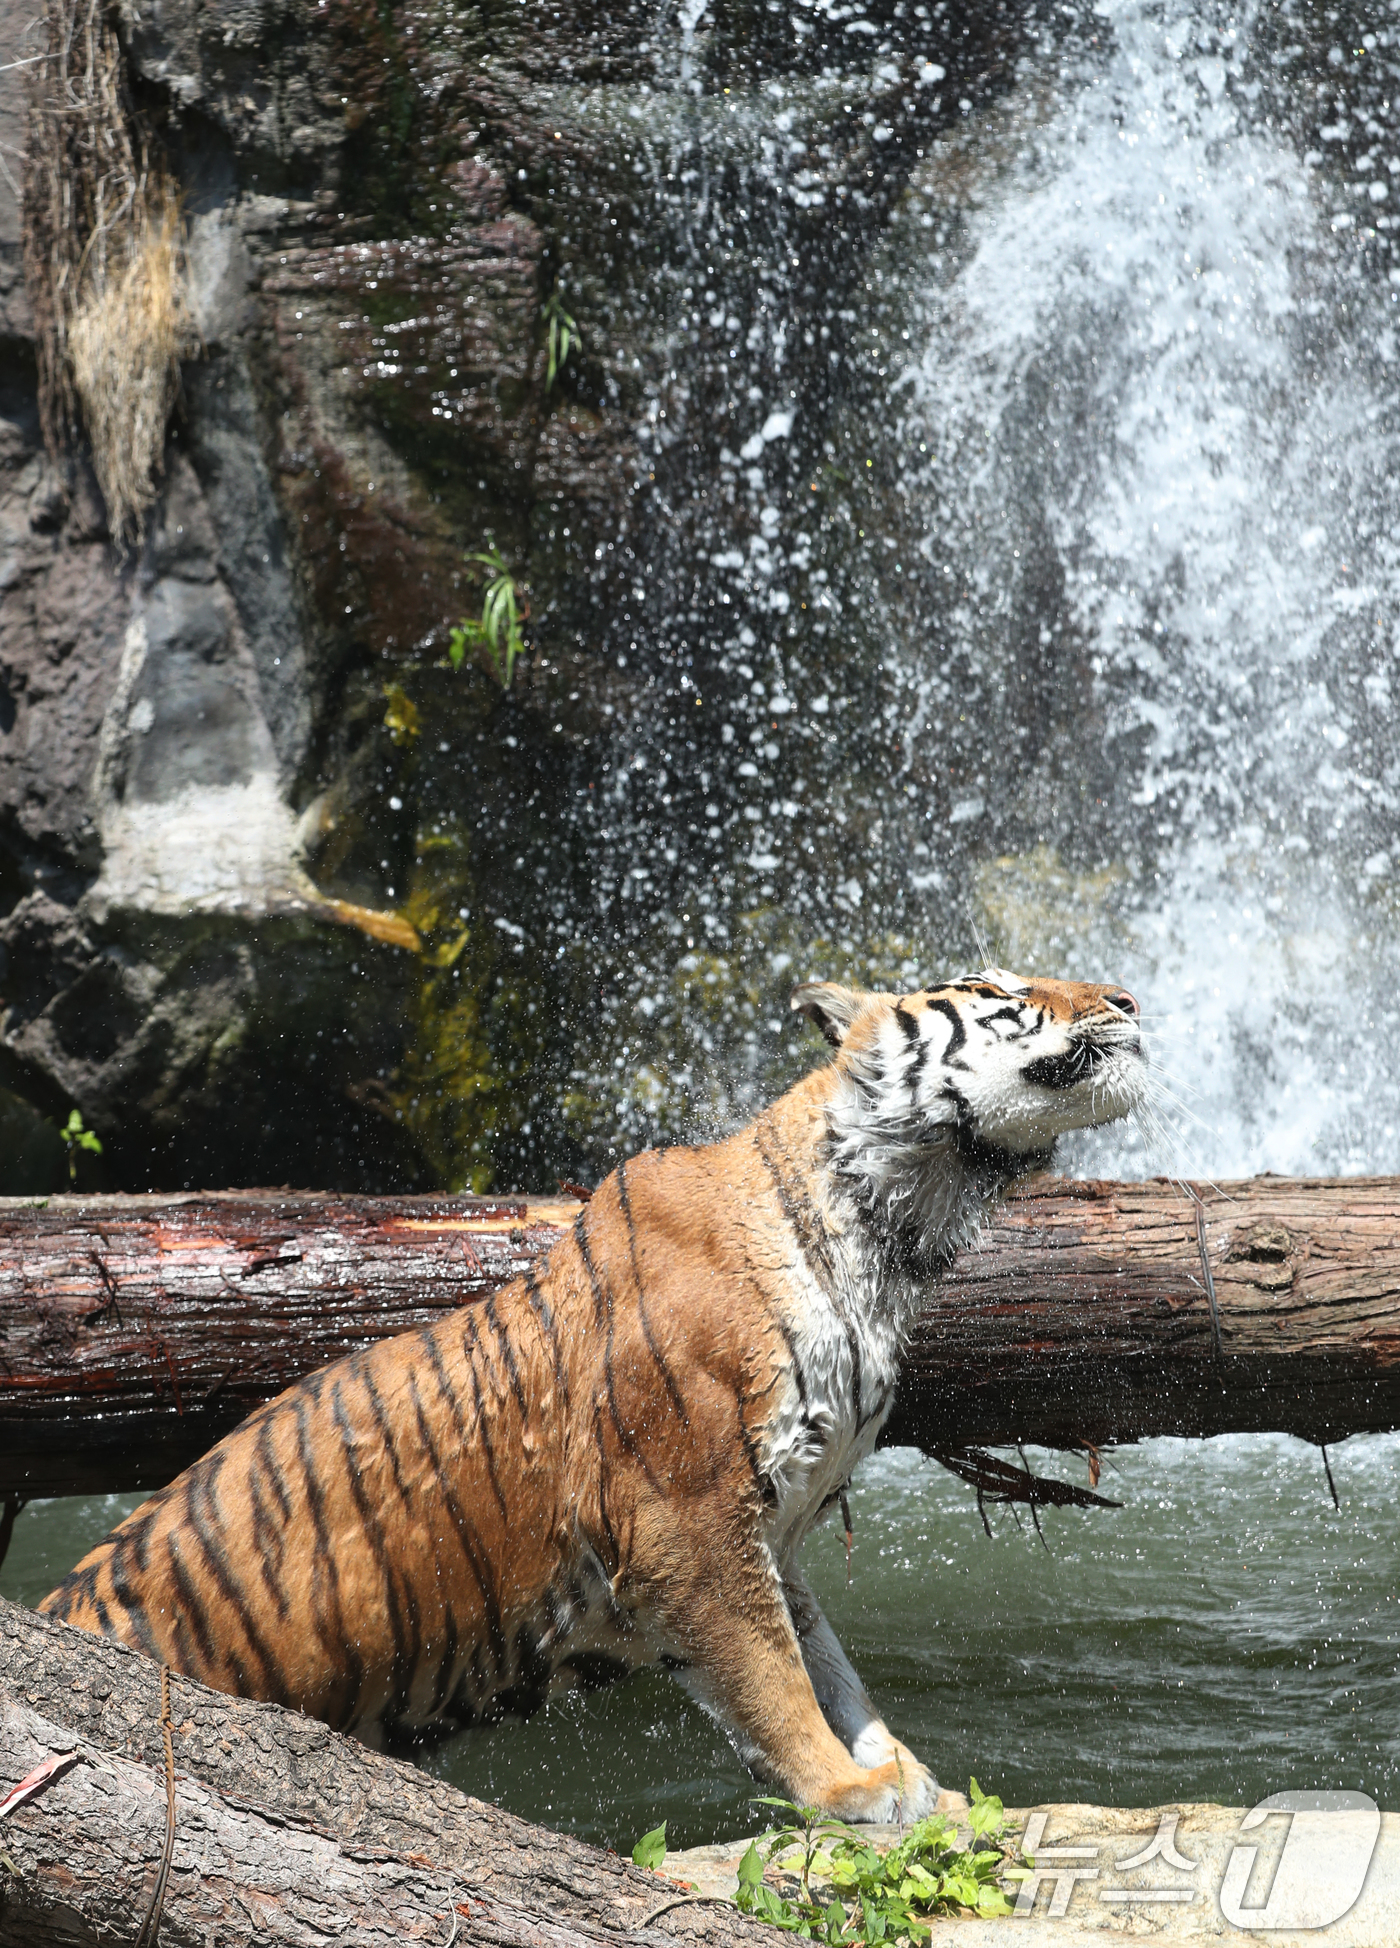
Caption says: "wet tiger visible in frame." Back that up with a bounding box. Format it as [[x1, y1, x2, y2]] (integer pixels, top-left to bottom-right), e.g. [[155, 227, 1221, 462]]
[[42, 967, 1145, 1820]]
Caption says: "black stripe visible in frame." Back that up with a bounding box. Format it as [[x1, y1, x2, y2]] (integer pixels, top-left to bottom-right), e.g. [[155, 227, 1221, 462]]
[[524, 1270, 570, 1410], [769, 1311, 811, 1410], [87, 1580, 114, 1639], [332, 1377, 414, 1720], [590, 1399, 621, 1575], [105, 1540, 161, 1659], [756, 1124, 866, 1430], [753, 1122, 835, 1282], [248, 1451, 290, 1623], [926, 996, 971, 1071], [574, 1211, 605, 1329], [361, 1364, 415, 1508], [465, 1355, 511, 1525], [734, 1397, 775, 1507], [256, 1414, 294, 1525], [292, 1393, 365, 1727], [428, 1606, 460, 1718], [123, 1517, 158, 1581], [462, 1306, 487, 1381], [618, 1162, 689, 1425], [360, 1362, 427, 1722], [576, 1209, 661, 1489], [120, 1493, 170, 1578], [421, 1326, 471, 1449], [846, 1321, 864, 1428], [410, 1366, 508, 1674], [940, 1079, 1032, 1176], [185, 1454, 288, 1705], [486, 1296, 529, 1421], [166, 1528, 218, 1675], [898, 1003, 932, 1098]]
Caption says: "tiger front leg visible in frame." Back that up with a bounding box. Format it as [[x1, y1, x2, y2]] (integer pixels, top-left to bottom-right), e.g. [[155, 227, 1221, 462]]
[[651, 1539, 940, 1823], [782, 1566, 968, 1815]]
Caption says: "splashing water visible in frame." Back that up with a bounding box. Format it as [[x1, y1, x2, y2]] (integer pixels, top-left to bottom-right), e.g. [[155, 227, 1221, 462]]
[[884, 0, 1400, 1180], [546, 0, 1400, 1190]]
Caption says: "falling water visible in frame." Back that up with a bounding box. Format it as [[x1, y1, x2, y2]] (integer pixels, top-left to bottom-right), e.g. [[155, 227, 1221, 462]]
[[886, 0, 1400, 1179], [567, 0, 1400, 1188]]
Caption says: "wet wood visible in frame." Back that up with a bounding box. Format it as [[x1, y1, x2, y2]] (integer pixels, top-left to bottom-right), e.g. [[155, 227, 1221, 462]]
[[0, 1596, 759, 1948], [1, 1178, 1398, 1498], [0, 1191, 579, 1496], [884, 1174, 1400, 1455]]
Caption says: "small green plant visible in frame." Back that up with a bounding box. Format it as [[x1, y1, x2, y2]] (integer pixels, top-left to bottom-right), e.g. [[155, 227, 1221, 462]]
[[543, 286, 581, 388], [448, 545, 527, 688], [61, 1109, 102, 1186], [729, 1783, 1025, 1937], [632, 1821, 668, 1870]]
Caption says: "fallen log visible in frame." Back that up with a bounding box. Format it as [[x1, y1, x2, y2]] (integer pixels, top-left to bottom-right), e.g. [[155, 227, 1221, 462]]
[[1, 1177, 1398, 1499], [0, 1594, 758, 1948], [0, 1191, 577, 1496]]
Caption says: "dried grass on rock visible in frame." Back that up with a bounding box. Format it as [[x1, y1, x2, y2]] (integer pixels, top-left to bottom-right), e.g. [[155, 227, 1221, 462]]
[[21, 0, 192, 543]]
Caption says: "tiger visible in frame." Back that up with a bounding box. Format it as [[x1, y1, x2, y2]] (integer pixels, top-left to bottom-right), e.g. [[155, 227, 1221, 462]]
[[42, 967, 1145, 1821]]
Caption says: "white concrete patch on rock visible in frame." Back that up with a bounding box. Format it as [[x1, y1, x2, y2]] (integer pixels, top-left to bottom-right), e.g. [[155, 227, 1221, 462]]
[[88, 469, 315, 919]]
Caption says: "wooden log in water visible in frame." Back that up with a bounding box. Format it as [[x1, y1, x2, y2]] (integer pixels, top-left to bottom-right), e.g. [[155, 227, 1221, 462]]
[[884, 1174, 1400, 1457], [0, 1191, 579, 1497], [0, 1595, 757, 1948], [1, 1178, 1398, 1499]]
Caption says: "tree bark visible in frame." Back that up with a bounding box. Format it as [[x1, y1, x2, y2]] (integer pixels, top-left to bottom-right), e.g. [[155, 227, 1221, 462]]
[[883, 1173, 1400, 1455], [2, 1177, 1399, 1498], [0, 1191, 580, 1495], [0, 1596, 756, 1948]]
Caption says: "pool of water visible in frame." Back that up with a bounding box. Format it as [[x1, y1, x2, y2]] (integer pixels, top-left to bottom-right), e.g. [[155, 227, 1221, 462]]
[[8, 1431, 1396, 1852]]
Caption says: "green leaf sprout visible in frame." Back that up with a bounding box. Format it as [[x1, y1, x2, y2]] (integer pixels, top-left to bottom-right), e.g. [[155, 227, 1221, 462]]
[[543, 286, 581, 389], [61, 1109, 103, 1186], [448, 545, 528, 688], [632, 1822, 668, 1872]]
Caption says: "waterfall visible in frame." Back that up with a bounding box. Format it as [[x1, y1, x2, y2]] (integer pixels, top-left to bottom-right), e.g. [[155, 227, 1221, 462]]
[[557, 0, 1400, 1187], [884, 0, 1400, 1178]]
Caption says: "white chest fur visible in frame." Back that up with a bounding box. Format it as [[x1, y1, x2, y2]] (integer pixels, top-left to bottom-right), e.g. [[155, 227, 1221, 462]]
[[760, 1275, 903, 1572]]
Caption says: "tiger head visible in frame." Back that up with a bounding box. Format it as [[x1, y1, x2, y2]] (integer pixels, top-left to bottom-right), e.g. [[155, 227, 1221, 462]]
[[790, 968, 1146, 1268]]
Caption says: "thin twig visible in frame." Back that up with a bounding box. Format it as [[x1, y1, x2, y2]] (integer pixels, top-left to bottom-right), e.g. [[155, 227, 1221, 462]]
[[441, 1885, 461, 1946], [134, 1666, 176, 1947], [637, 1893, 737, 1929], [1320, 1443, 1340, 1510]]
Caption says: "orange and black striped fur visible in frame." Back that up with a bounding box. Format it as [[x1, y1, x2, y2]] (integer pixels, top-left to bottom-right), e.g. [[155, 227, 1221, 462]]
[[43, 968, 1145, 1820]]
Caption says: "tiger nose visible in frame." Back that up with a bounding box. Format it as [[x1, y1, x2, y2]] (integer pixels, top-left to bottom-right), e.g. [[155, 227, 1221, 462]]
[[1107, 988, 1140, 1018]]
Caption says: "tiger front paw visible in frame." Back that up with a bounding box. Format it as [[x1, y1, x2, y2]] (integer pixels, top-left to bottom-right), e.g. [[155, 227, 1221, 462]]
[[834, 1729, 944, 1823]]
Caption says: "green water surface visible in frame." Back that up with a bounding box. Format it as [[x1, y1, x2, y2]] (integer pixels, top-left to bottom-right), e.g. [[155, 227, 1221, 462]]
[[6, 1433, 1395, 1852]]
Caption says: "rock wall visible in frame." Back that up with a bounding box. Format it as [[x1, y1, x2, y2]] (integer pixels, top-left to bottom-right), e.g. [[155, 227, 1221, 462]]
[[1, 0, 1039, 1191]]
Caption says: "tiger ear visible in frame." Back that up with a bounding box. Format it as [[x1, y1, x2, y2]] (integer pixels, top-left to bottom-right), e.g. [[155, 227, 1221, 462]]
[[790, 982, 865, 1049]]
